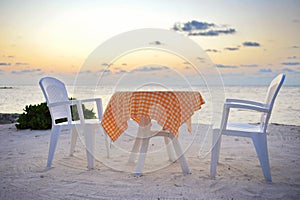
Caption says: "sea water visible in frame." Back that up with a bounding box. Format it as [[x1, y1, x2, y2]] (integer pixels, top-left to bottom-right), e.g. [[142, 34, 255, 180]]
[[0, 85, 299, 126]]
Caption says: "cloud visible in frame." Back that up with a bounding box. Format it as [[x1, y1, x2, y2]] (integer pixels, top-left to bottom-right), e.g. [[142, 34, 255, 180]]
[[79, 70, 92, 74], [281, 62, 300, 66], [132, 66, 169, 73], [116, 69, 127, 74], [205, 49, 220, 53], [149, 41, 163, 45], [216, 64, 238, 69], [173, 20, 236, 37], [98, 69, 112, 76], [0, 62, 11, 66], [122, 63, 127, 66], [188, 28, 236, 36], [15, 62, 28, 66], [224, 47, 239, 51], [258, 68, 272, 73], [282, 68, 295, 73], [11, 68, 42, 74], [287, 56, 297, 59], [243, 41, 260, 47], [173, 20, 215, 31], [99, 69, 111, 73], [101, 63, 112, 67], [0, 69, 4, 74], [240, 64, 258, 68], [291, 45, 299, 48], [292, 19, 300, 23]]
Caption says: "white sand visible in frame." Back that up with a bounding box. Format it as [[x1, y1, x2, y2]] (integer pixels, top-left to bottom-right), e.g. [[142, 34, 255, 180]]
[[0, 123, 299, 199]]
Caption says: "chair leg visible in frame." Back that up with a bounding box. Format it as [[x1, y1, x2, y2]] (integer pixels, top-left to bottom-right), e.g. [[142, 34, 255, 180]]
[[210, 130, 222, 179], [252, 133, 272, 182], [84, 126, 95, 170], [47, 126, 60, 168], [164, 136, 176, 162], [69, 128, 78, 156], [135, 138, 150, 176]]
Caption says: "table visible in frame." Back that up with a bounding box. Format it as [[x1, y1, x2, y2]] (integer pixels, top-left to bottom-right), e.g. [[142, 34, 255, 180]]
[[101, 91, 205, 175]]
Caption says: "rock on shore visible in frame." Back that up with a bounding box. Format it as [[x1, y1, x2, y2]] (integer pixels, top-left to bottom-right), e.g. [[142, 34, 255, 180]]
[[0, 113, 20, 124]]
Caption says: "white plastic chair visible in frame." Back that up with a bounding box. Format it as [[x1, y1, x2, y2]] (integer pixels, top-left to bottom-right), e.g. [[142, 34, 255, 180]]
[[210, 74, 285, 182], [39, 77, 110, 170]]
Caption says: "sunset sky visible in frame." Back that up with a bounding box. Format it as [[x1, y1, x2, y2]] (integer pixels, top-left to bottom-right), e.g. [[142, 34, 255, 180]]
[[0, 0, 299, 85]]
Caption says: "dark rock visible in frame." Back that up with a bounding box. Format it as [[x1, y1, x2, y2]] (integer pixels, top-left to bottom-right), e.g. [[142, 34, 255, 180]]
[[0, 113, 20, 124]]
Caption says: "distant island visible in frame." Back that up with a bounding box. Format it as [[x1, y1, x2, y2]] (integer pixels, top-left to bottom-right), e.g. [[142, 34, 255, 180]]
[[0, 86, 13, 89]]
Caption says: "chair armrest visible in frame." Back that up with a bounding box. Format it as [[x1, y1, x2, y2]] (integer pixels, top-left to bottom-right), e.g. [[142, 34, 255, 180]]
[[48, 100, 85, 123], [81, 98, 103, 120], [224, 102, 270, 113], [81, 98, 100, 103], [226, 98, 266, 107], [47, 100, 80, 108], [220, 99, 270, 131], [47, 98, 103, 122]]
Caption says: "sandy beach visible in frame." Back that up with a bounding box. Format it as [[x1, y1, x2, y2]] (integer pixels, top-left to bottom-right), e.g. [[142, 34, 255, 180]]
[[0, 122, 299, 199]]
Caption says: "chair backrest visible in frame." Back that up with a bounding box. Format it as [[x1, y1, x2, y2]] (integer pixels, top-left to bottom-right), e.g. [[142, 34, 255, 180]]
[[260, 74, 285, 132], [39, 77, 72, 124]]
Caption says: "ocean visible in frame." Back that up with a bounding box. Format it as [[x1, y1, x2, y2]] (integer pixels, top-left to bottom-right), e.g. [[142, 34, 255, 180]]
[[0, 85, 299, 126]]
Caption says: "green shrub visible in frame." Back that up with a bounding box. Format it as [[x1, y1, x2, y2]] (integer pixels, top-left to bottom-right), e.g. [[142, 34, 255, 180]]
[[16, 99, 96, 130], [16, 102, 51, 130]]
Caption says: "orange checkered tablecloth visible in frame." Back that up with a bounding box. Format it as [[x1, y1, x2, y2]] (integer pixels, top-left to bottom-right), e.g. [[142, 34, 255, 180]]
[[101, 91, 205, 141]]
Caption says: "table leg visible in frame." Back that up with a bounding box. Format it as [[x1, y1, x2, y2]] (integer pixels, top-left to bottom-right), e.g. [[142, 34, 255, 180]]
[[132, 116, 191, 176], [172, 137, 191, 174], [135, 137, 150, 176], [129, 117, 150, 163], [134, 116, 151, 176], [164, 136, 176, 162], [128, 137, 142, 163]]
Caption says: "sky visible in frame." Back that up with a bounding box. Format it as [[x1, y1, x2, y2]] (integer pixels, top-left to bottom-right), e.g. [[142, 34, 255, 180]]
[[0, 0, 299, 86]]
